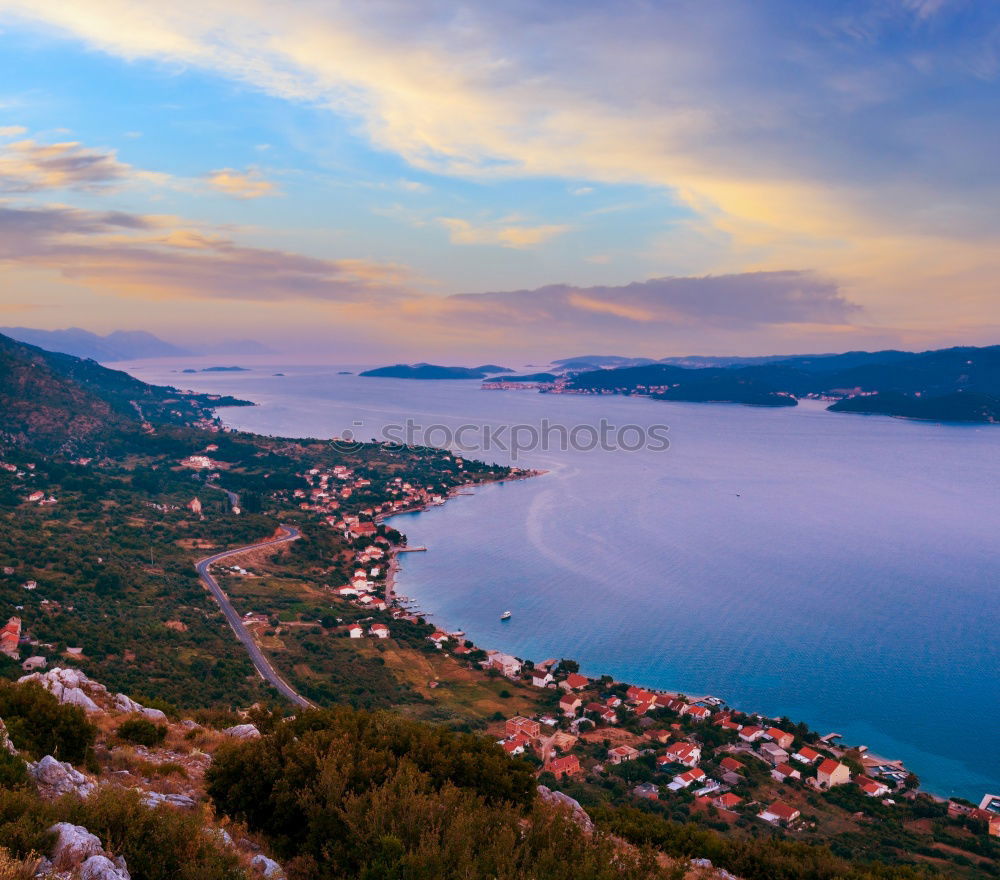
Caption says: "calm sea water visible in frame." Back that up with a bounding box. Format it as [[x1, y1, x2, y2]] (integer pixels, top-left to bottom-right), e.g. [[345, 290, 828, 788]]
[[125, 360, 1000, 800]]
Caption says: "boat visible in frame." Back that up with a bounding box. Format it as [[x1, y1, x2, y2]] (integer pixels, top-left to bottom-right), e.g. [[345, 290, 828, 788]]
[[500, 610, 512, 620]]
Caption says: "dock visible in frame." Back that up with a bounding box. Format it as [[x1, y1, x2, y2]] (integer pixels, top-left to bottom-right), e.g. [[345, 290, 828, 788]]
[[398, 546, 428, 552]]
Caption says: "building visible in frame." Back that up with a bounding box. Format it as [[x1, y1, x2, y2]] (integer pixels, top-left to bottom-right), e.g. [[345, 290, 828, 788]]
[[549, 754, 582, 779], [683, 705, 711, 722], [506, 717, 541, 739], [792, 746, 822, 764], [720, 756, 744, 774], [816, 759, 852, 788], [585, 702, 617, 724], [369, 624, 390, 639], [772, 763, 801, 783], [348, 625, 364, 638], [0, 617, 21, 659], [668, 767, 707, 791], [759, 742, 790, 766], [559, 694, 582, 717], [713, 792, 742, 811], [486, 651, 523, 679], [531, 670, 555, 688], [765, 727, 795, 749], [738, 725, 766, 743], [188, 497, 202, 516], [661, 741, 701, 768], [857, 777, 890, 798], [607, 745, 639, 765], [561, 672, 590, 690], [633, 782, 660, 800], [760, 801, 800, 826]]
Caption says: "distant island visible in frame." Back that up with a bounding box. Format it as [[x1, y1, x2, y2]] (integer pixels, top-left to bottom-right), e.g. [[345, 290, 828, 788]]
[[543, 345, 1000, 422], [201, 366, 250, 372], [361, 363, 512, 380]]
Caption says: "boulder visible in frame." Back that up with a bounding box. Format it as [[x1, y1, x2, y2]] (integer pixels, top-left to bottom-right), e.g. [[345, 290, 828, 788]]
[[222, 724, 261, 740], [18, 667, 104, 713], [80, 855, 131, 880], [30, 755, 96, 799], [112, 693, 167, 723], [536, 785, 594, 834], [49, 823, 104, 865], [250, 854, 285, 878]]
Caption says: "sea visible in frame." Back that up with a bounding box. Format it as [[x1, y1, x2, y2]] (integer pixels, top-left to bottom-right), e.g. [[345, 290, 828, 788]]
[[123, 359, 1000, 801]]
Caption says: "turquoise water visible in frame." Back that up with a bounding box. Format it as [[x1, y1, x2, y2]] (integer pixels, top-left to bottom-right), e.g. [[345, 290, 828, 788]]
[[125, 360, 1000, 800]]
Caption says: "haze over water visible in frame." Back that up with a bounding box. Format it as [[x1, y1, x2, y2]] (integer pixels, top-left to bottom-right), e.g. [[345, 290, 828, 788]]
[[128, 360, 1000, 800]]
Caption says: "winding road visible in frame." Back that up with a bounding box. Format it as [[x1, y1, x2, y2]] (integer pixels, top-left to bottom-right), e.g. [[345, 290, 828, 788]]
[[194, 524, 313, 708]]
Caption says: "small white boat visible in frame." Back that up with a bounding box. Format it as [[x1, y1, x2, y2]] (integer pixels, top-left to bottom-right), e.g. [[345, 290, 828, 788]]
[[500, 610, 512, 620]]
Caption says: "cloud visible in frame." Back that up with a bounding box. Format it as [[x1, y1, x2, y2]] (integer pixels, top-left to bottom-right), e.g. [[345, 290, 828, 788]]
[[0, 126, 27, 138], [439, 217, 570, 248], [0, 138, 137, 192], [446, 272, 858, 330], [206, 167, 279, 199], [0, 200, 411, 304]]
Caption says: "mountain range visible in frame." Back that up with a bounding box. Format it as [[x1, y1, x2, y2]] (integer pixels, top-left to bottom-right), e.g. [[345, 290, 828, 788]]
[[0, 327, 270, 362]]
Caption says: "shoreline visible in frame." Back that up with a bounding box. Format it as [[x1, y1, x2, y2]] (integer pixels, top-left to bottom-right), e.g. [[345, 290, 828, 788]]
[[378, 474, 971, 802]]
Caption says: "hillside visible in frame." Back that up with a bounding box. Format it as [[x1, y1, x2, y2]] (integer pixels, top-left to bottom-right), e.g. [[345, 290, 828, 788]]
[[360, 363, 511, 379], [0, 332, 251, 452]]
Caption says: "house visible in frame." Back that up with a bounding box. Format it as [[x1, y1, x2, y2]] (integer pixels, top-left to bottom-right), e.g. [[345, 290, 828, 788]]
[[718, 719, 742, 732], [792, 746, 822, 764], [816, 759, 852, 788], [720, 756, 744, 774], [348, 625, 364, 638], [683, 705, 711, 722], [772, 763, 801, 783], [758, 742, 790, 766], [0, 617, 21, 659], [531, 670, 555, 688], [646, 729, 671, 744], [486, 651, 523, 678], [857, 777, 890, 798], [187, 497, 202, 516], [428, 631, 450, 647], [607, 745, 639, 765], [369, 624, 390, 639], [502, 738, 526, 756], [668, 767, 706, 791], [549, 754, 582, 779], [765, 727, 795, 750], [506, 717, 541, 739], [760, 801, 800, 826], [626, 685, 656, 704], [633, 782, 660, 800], [561, 672, 590, 691], [738, 726, 766, 743], [559, 694, 583, 717], [21, 656, 46, 672], [661, 741, 701, 768], [713, 793, 742, 811], [585, 702, 617, 724]]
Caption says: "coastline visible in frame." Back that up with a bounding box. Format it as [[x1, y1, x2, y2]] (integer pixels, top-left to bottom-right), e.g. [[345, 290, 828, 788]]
[[379, 473, 945, 799]]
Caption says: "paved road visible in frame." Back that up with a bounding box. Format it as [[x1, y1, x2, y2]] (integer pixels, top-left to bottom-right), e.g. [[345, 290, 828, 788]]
[[194, 525, 313, 708]]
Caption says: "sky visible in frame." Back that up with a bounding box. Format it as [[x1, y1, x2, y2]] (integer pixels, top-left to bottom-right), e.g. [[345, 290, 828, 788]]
[[0, 0, 998, 361]]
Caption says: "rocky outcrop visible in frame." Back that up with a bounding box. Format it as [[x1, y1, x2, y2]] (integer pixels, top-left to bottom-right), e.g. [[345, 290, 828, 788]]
[[250, 854, 285, 878], [112, 693, 167, 723], [222, 724, 261, 740], [49, 823, 131, 879], [0, 716, 16, 755], [536, 785, 594, 834], [142, 791, 197, 809], [80, 854, 132, 880], [29, 755, 96, 799], [18, 667, 103, 713]]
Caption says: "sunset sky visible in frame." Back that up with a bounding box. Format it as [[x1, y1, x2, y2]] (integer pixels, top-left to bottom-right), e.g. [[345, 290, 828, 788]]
[[1, 1, 998, 360]]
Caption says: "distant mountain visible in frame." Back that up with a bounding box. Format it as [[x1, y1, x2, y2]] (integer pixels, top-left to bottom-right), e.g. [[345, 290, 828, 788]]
[[485, 372, 558, 383], [652, 374, 798, 407], [0, 327, 188, 362], [0, 332, 251, 452], [0, 327, 271, 362], [360, 363, 510, 380], [551, 355, 657, 370]]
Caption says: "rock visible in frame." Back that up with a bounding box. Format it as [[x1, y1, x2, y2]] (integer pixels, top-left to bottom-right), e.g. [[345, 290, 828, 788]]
[[112, 693, 167, 723], [222, 724, 260, 740], [179, 719, 202, 730], [536, 785, 594, 834], [49, 823, 103, 865], [0, 716, 17, 756], [60, 687, 101, 713], [30, 756, 96, 799], [206, 827, 233, 847], [80, 855, 131, 880], [142, 791, 197, 809], [250, 854, 285, 878], [18, 667, 103, 713]]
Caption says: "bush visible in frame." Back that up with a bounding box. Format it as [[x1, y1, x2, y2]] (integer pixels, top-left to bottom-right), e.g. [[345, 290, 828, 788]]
[[0, 682, 95, 765], [116, 716, 166, 747]]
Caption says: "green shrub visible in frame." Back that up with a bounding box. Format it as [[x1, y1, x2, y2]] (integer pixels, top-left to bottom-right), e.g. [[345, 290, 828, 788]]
[[116, 716, 166, 747], [0, 682, 95, 765]]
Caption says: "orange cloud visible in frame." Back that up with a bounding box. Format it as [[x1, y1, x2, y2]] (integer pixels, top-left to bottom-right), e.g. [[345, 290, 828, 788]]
[[439, 217, 570, 248], [206, 167, 279, 199]]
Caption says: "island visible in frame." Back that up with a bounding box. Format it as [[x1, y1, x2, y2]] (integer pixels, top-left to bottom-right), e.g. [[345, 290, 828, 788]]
[[360, 363, 511, 380], [828, 391, 1000, 423]]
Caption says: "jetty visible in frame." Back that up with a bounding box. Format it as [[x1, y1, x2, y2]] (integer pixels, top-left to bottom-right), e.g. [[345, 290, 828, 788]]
[[398, 546, 428, 552]]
